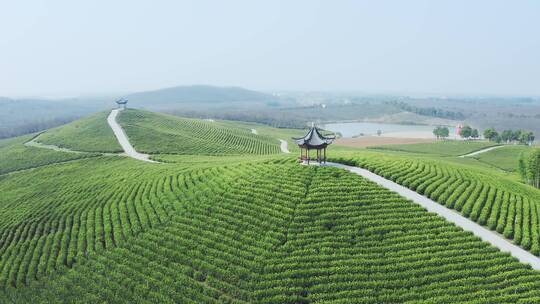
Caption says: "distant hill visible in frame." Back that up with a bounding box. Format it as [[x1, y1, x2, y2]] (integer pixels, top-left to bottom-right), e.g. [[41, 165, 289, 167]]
[[0, 85, 284, 139], [126, 85, 281, 110], [0, 97, 108, 139]]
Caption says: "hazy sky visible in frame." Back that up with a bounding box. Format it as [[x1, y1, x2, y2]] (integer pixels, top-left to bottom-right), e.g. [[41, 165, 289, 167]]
[[1, 0, 539, 97]]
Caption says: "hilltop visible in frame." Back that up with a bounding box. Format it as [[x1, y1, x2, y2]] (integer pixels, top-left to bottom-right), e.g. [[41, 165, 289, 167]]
[[126, 85, 282, 110], [32, 109, 300, 158]]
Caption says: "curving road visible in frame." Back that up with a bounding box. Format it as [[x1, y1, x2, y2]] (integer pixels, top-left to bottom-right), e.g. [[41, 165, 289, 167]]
[[327, 161, 540, 270], [279, 139, 290, 153], [459, 145, 503, 158], [107, 109, 157, 163]]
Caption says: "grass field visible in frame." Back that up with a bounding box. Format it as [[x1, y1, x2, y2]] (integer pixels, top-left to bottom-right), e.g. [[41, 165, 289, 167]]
[[4, 109, 540, 302], [369, 140, 498, 156], [473, 145, 531, 172]]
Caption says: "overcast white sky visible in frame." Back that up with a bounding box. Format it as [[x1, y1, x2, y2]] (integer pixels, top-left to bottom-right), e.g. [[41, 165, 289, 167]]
[[1, 0, 539, 97]]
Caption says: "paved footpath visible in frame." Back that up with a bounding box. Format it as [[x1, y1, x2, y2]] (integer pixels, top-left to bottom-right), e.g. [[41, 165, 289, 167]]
[[327, 161, 540, 270], [107, 109, 157, 163], [459, 145, 503, 158], [279, 139, 290, 153]]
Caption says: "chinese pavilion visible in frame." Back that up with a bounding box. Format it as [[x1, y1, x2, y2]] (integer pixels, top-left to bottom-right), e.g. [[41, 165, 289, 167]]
[[293, 125, 335, 164]]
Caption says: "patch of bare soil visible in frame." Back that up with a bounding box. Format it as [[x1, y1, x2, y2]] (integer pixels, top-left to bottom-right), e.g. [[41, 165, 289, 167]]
[[335, 136, 435, 148]]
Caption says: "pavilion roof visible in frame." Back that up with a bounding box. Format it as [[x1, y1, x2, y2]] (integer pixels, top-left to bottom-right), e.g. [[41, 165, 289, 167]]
[[293, 126, 335, 148]]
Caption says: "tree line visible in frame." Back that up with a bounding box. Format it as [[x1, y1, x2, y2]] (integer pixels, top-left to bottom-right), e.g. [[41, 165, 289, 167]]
[[483, 128, 535, 145], [388, 101, 466, 120], [432, 125, 480, 139], [433, 125, 535, 144]]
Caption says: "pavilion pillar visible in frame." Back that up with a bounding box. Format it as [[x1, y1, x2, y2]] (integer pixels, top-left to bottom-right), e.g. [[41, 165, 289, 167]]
[[324, 147, 326, 163], [307, 149, 310, 164]]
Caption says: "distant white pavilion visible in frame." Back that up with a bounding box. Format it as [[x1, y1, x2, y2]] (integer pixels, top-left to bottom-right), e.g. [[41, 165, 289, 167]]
[[115, 98, 128, 109]]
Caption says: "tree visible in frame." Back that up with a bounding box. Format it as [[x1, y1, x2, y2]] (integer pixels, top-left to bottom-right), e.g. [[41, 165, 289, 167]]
[[512, 130, 522, 142], [519, 131, 535, 145], [439, 126, 449, 139], [433, 126, 449, 140], [501, 130, 513, 143], [471, 129, 479, 139], [483, 128, 498, 141], [460, 125, 473, 139], [519, 149, 540, 188], [432, 127, 439, 139]]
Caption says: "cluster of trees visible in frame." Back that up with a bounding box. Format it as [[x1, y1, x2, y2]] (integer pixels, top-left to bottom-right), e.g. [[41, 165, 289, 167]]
[[433, 126, 449, 139], [483, 128, 535, 145], [459, 125, 480, 139], [433, 125, 481, 140], [519, 149, 540, 188]]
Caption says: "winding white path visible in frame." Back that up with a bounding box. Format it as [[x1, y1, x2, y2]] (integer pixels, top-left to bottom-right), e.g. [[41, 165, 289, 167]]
[[107, 109, 157, 163], [279, 139, 290, 153], [459, 145, 504, 158], [327, 161, 540, 270], [25, 137, 85, 154]]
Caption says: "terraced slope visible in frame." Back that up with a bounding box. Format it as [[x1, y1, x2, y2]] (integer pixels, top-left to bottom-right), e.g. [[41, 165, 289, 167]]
[[332, 152, 540, 256], [117, 109, 282, 155], [4, 161, 540, 302], [0, 135, 96, 175], [0, 156, 230, 288], [37, 111, 122, 153]]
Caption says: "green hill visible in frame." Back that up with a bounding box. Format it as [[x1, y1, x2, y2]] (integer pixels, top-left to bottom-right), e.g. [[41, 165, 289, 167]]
[[5, 109, 540, 302], [33, 109, 297, 157], [126, 85, 280, 110], [4, 159, 540, 302], [117, 109, 286, 156]]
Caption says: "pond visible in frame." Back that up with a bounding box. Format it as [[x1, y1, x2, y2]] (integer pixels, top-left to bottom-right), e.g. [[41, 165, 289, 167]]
[[322, 122, 458, 139]]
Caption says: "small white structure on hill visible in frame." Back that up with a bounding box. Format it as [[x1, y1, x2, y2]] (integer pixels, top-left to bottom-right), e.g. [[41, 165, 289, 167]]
[[115, 98, 128, 109]]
